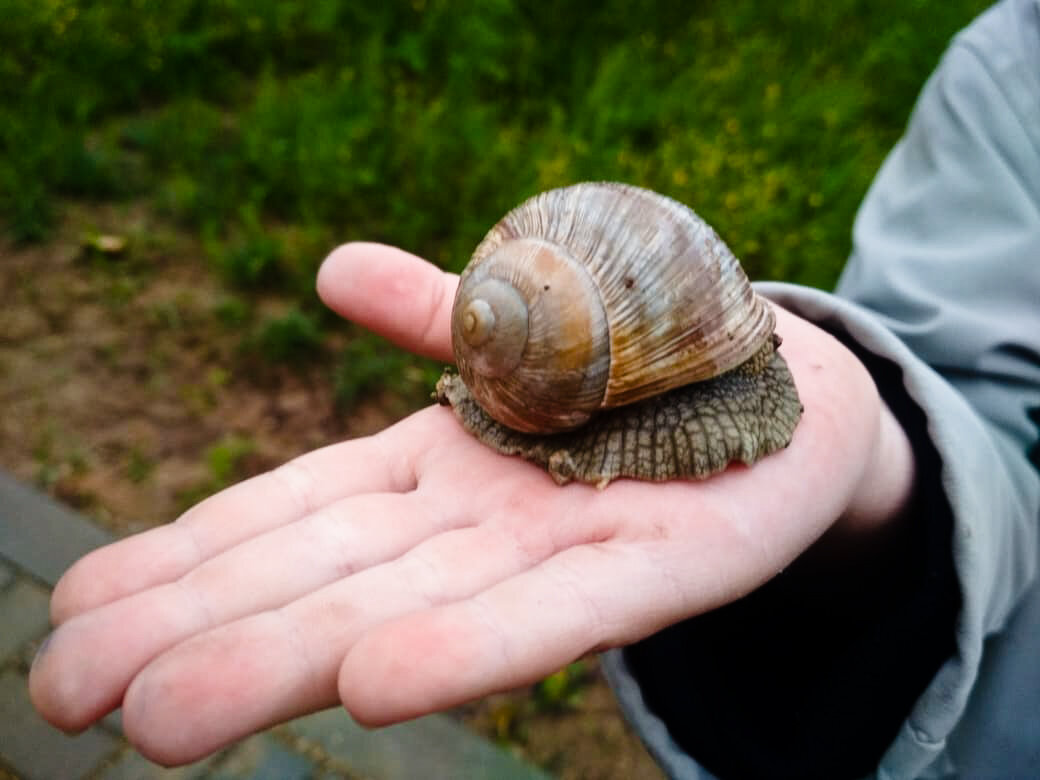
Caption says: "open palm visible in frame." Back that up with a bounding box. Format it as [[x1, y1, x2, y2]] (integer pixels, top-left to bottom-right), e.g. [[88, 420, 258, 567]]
[[30, 243, 897, 766]]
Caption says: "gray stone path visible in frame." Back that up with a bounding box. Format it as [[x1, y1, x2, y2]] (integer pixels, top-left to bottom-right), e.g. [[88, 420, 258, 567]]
[[0, 470, 551, 780]]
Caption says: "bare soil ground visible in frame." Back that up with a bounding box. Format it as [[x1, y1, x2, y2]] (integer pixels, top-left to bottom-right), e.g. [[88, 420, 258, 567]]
[[0, 203, 662, 779]]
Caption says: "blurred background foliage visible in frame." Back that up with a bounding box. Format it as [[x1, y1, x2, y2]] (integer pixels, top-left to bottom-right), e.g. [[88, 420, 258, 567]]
[[2, 0, 989, 381]]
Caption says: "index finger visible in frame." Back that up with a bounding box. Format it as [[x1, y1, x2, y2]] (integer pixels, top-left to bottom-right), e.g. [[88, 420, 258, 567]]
[[317, 243, 458, 362]]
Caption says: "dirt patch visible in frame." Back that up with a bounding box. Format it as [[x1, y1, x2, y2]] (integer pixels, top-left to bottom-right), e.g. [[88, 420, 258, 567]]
[[457, 657, 663, 779], [1, 204, 392, 531], [0, 203, 662, 778]]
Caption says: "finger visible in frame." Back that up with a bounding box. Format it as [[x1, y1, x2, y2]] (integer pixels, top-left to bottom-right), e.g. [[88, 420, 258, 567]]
[[317, 242, 457, 362], [337, 539, 707, 727], [50, 406, 450, 623], [29, 485, 459, 732], [113, 511, 601, 765]]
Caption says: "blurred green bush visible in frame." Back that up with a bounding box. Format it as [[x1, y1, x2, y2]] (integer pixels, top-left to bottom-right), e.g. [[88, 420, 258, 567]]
[[2, 0, 989, 287]]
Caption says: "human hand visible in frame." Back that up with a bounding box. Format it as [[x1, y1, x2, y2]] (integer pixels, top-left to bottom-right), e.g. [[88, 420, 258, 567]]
[[29, 243, 913, 765]]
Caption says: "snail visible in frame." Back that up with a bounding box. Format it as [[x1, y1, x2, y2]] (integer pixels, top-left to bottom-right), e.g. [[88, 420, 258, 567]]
[[435, 182, 802, 487]]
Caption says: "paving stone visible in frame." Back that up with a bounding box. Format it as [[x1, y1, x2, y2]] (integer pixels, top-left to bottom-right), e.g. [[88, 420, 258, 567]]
[[208, 734, 314, 780], [0, 668, 120, 780], [95, 744, 215, 780], [101, 707, 125, 736], [0, 556, 15, 590], [286, 707, 551, 780], [0, 469, 114, 586], [0, 578, 52, 662], [17, 633, 49, 671]]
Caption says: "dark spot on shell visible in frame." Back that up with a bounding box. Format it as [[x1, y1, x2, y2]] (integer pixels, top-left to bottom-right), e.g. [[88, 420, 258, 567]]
[[543, 284, 550, 291], [624, 277, 636, 289]]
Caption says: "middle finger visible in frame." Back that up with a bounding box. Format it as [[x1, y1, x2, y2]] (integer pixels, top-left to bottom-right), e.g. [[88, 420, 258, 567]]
[[118, 509, 581, 764], [31, 484, 465, 731]]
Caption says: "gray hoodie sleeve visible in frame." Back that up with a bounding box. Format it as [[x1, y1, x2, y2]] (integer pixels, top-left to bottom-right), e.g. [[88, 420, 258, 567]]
[[603, 1, 1040, 777]]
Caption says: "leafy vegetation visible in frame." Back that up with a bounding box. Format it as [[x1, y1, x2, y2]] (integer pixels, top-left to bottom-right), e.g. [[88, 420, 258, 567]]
[[176, 432, 257, 511], [534, 660, 592, 713], [332, 332, 441, 411], [3, 0, 990, 376]]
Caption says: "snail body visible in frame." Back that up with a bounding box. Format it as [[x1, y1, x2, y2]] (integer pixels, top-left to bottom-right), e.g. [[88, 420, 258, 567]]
[[436, 182, 802, 486]]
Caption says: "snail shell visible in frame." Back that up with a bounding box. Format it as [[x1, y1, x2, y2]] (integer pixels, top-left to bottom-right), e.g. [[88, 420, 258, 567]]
[[437, 182, 802, 486], [450, 182, 775, 433]]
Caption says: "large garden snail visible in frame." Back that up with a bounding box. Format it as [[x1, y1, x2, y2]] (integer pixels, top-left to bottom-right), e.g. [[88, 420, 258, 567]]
[[435, 182, 802, 487]]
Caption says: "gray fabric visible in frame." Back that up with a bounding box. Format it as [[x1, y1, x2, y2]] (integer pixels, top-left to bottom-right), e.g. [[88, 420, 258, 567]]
[[604, 0, 1040, 777]]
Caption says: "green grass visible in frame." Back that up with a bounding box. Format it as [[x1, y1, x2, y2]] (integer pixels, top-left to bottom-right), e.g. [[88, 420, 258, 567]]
[[2, 0, 990, 375]]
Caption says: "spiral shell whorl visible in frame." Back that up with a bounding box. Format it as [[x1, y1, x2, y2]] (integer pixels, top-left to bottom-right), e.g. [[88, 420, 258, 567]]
[[451, 237, 611, 433], [455, 278, 528, 376]]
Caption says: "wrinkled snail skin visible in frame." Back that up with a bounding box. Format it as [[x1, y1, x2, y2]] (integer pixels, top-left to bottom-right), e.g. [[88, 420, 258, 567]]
[[438, 182, 803, 486]]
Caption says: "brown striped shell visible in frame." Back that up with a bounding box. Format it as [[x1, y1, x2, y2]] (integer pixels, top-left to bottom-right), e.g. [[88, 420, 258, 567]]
[[450, 182, 776, 434]]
